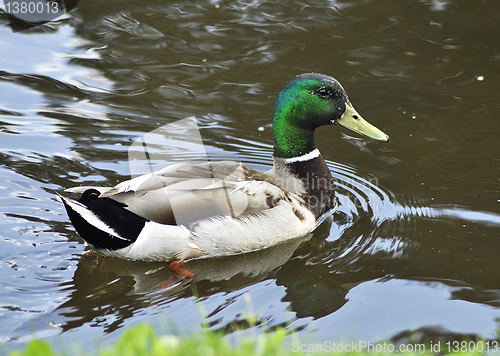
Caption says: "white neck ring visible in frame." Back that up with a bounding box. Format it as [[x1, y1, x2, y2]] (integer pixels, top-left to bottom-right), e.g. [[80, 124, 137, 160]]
[[284, 148, 320, 164]]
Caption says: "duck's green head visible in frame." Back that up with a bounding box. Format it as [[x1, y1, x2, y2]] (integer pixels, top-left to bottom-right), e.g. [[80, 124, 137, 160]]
[[273, 73, 389, 159]]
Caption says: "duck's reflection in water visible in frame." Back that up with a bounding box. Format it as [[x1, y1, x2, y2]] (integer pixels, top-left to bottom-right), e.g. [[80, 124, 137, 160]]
[[50, 216, 338, 334]]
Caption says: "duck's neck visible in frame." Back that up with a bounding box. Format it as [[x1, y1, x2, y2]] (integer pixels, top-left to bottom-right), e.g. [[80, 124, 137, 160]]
[[273, 104, 317, 159], [273, 152, 335, 219], [272, 107, 336, 218]]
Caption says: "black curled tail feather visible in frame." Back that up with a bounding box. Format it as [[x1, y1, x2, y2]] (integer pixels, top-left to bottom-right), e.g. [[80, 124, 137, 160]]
[[60, 189, 147, 251]]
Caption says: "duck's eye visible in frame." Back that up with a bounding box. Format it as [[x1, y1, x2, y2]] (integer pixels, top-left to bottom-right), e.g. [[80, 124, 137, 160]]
[[317, 87, 329, 98]]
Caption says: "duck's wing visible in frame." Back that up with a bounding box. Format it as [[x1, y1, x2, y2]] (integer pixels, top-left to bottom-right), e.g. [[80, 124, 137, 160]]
[[66, 161, 287, 225]]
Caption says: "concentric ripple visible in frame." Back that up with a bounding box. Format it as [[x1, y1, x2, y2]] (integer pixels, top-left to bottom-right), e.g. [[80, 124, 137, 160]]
[[297, 158, 500, 276]]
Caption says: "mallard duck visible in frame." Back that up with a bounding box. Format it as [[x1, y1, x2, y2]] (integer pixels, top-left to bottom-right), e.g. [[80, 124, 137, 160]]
[[59, 73, 388, 263]]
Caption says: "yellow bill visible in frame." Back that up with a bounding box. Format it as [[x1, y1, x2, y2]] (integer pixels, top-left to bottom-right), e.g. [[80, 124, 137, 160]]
[[336, 102, 389, 142]]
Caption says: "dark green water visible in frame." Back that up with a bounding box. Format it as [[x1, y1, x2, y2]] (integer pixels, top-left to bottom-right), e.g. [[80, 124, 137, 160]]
[[1, 0, 500, 352]]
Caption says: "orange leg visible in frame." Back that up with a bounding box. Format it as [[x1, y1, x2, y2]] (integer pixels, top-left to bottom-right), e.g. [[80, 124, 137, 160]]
[[82, 253, 108, 270], [154, 260, 193, 291], [169, 260, 194, 278], [97, 256, 108, 268]]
